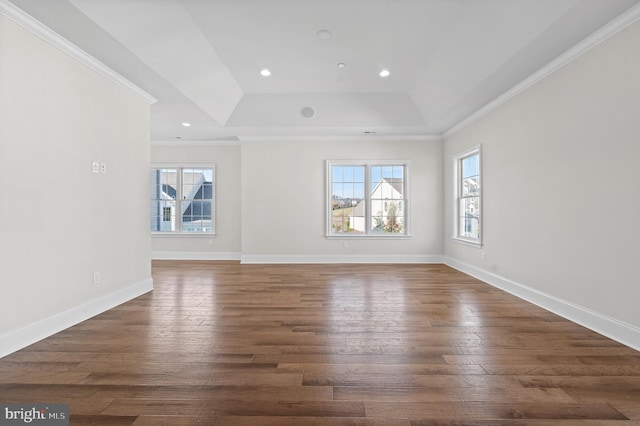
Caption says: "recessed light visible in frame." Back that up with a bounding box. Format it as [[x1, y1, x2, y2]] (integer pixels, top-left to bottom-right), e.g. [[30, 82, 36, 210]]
[[379, 69, 390, 78], [260, 68, 271, 77], [181, 122, 191, 127], [317, 29, 332, 39], [337, 63, 345, 69]]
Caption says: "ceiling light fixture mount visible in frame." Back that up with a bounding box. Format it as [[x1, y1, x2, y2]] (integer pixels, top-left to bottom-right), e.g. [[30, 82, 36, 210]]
[[300, 106, 316, 119], [379, 69, 390, 78], [181, 122, 191, 127], [337, 63, 345, 69], [317, 29, 332, 39], [260, 68, 271, 77]]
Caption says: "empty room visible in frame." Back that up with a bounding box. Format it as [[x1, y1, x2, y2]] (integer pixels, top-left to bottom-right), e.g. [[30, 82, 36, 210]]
[[1, 0, 639, 424]]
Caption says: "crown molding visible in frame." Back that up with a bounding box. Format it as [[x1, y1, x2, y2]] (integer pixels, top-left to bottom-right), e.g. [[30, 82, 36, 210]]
[[0, 0, 157, 105], [443, 3, 640, 139], [151, 139, 241, 146], [238, 134, 443, 143]]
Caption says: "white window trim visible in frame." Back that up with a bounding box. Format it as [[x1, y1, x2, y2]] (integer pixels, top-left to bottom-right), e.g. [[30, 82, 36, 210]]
[[150, 163, 216, 236], [326, 160, 411, 239], [453, 146, 482, 247]]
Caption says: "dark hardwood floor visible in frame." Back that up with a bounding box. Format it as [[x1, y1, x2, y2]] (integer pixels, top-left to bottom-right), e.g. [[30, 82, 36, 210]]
[[1, 261, 639, 425]]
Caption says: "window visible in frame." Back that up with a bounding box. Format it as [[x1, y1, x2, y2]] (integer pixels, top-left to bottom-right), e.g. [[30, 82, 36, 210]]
[[454, 147, 481, 244], [327, 161, 409, 237], [150, 166, 214, 234]]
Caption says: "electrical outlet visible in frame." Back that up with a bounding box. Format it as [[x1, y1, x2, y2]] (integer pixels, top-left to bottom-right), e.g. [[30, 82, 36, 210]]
[[100, 162, 106, 174], [93, 271, 101, 285]]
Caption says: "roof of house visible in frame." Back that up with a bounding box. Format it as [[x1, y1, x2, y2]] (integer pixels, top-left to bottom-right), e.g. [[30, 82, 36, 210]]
[[372, 177, 404, 197]]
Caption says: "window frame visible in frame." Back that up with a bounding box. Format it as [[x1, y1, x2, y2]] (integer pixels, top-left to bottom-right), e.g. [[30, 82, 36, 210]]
[[150, 163, 216, 236], [326, 160, 411, 239], [453, 146, 482, 246]]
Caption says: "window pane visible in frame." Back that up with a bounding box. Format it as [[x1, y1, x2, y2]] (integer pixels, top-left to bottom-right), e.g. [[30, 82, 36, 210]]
[[181, 168, 213, 233], [459, 197, 480, 239], [332, 166, 343, 182], [342, 183, 354, 198], [151, 169, 177, 232], [332, 183, 343, 200], [462, 176, 480, 196], [202, 182, 213, 199], [150, 169, 177, 200], [370, 165, 405, 233], [342, 166, 354, 181], [370, 166, 381, 192], [150, 200, 175, 232], [185, 188, 211, 229], [182, 169, 200, 199], [372, 201, 404, 233], [371, 199, 383, 217], [332, 198, 364, 233], [459, 216, 480, 239], [151, 167, 213, 234], [350, 200, 366, 233], [331, 165, 364, 233], [462, 154, 479, 179], [353, 166, 364, 182], [329, 163, 407, 236], [455, 150, 481, 242]]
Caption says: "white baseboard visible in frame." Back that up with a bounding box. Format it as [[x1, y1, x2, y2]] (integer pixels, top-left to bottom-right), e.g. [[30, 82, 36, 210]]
[[0, 277, 153, 358], [152, 251, 241, 261], [241, 254, 443, 264], [444, 256, 640, 351]]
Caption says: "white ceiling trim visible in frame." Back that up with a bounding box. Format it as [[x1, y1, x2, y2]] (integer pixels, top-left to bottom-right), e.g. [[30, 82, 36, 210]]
[[0, 0, 157, 105], [237, 135, 443, 143], [151, 139, 241, 146], [148, 136, 442, 145], [443, 2, 640, 140]]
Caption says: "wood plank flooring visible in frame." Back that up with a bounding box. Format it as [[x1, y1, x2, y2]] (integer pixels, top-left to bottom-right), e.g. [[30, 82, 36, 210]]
[[1, 260, 639, 425]]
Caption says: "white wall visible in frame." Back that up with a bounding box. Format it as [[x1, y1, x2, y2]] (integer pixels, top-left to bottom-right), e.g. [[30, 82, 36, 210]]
[[444, 21, 640, 338], [241, 139, 442, 262], [0, 15, 152, 353], [151, 139, 441, 263], [150, 142, 241, 259]]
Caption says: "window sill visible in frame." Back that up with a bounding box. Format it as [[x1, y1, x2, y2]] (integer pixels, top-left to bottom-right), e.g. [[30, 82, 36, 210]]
[[152, 233, 216, 238], [326, 234, 412, 240], [452, 236, 482, 248]]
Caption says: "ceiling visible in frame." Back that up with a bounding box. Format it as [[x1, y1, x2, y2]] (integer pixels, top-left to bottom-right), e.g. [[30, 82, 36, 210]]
[[10, 0, 640, 141]]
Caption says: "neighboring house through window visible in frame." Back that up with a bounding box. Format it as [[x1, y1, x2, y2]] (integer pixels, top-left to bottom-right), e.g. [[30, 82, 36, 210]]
[[454, 147, 481, 244], [150, 166, 214, 234], [327, 161, 409, 237]]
